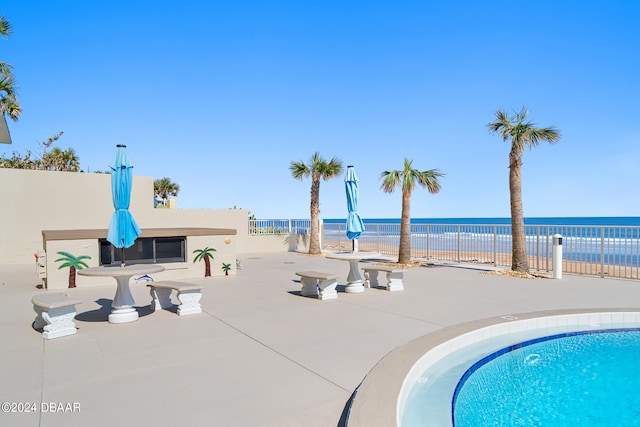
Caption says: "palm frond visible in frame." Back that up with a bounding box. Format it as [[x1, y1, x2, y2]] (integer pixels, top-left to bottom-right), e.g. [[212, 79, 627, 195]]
[[380, 159, 444, 195], [379, 170, 401, 193], [417, 169, 445, 194], [289, 160, 310, 179], [0, 17, 13, 38], [488, 107, 560, 151], [0, 77, 17, 97], [0, 61, 14, 78]]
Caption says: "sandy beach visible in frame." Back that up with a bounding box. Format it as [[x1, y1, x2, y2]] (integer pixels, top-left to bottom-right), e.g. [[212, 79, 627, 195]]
[[322, 238, 640, 280]]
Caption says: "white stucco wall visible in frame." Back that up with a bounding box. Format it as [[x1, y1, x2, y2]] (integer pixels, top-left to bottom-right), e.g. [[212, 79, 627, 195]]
[[0, 168, 290, 271], [44, 234, 238, 289]]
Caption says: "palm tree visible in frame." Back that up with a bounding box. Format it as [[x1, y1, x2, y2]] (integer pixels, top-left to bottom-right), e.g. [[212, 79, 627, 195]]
[[193, 247, 216, 277], [42, 147, 80, 171], [380, 158, 444, 265], [154, 177, 180, 206], [290, 152, 343, 255], [0, 16, 21, 122], [55, 251, 91, 288], [487, 107, 561, 273]]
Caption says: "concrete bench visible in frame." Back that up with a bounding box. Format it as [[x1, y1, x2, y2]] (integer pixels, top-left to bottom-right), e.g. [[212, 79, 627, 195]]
[[362, 266, 405, 291], [295, 271, 339, 300], [147, 281, 204, 316], [32, 293, 82, 339]]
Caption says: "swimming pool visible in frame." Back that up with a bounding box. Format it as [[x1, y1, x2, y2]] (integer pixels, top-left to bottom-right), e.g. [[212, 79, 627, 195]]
[[452, 329, 640, 426], [345, 310, 640, 426], [398, 313, 640, 426]]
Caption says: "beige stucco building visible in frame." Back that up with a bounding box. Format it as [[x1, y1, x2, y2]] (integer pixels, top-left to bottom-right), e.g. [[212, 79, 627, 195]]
[[0, 168, 293, 289]]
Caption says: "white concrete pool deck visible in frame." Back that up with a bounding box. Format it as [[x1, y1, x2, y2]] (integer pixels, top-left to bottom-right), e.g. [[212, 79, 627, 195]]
[[1, 251, 640, 427]]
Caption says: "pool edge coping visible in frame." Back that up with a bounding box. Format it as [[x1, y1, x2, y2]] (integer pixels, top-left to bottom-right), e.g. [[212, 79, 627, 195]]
[[345, 308, 640, 427]]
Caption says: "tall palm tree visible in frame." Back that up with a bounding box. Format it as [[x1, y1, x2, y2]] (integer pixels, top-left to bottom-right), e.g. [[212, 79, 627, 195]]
[[193, 247, 216, 277], [487, 107, 561, 273], [380, 158, 444, 265], [290, 152, 343, 255], [55, 251, 91, 288], [154, 177, 180, 206], [0, 16, 21, 122]]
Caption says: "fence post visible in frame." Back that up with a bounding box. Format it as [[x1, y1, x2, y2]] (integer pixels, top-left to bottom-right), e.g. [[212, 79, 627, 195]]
[[457, 225, 461, 263], [535, 226, 540, 271], [493, 226, 497, 266], [600, 227, 605, 278], [545, 227, 550, 272]]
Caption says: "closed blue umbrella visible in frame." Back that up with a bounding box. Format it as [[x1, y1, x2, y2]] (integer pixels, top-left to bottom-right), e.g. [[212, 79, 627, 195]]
[[106, 145, 141, 266], [345, 165, 365, 251]]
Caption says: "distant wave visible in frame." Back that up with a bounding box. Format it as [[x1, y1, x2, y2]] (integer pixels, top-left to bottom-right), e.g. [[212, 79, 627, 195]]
[[324, 217, 640, 227]]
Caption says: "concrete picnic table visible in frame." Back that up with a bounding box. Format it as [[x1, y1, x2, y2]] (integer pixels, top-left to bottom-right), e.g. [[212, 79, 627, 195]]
[[325, 251, 381, 293], [78, 264, 164, 323]]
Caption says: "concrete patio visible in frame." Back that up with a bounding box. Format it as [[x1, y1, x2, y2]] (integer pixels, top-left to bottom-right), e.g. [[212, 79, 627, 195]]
[[1, 252, 640, 427]]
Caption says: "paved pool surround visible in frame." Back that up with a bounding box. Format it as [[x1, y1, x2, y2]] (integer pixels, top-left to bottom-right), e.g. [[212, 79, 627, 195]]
[[347, 309, 640, 427], [3, 251, 640, 427]]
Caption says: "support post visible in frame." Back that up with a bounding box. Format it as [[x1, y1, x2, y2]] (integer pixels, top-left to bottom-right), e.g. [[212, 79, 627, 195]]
[[552, 234, 563, 279]]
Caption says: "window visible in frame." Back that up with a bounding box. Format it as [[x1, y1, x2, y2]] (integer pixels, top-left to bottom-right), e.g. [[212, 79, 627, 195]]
[[99, 237, 185, 265]]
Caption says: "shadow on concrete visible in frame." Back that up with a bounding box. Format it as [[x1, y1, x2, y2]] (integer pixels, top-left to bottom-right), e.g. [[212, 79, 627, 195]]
[[287, 283, 348, 298], [75, 298, 155, 322]]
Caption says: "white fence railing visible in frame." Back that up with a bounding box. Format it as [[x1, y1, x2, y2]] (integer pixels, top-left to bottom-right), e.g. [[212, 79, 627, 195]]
[[321, 222, 640, 280], [249, 219, 311, 235], [249, 220, 640, 279]]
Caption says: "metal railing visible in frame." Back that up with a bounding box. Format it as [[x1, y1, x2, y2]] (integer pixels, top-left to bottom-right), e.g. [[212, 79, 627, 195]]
[[321, 222, 640, 280], [249, 219, 311, 236]]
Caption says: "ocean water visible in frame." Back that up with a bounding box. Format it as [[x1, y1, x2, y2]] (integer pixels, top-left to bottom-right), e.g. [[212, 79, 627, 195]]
[[323, 217, 640, 268], [325, 217, 640, 227]]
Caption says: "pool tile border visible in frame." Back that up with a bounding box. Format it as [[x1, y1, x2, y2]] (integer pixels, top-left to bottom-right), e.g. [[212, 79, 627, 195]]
[[346, 308, 640, 427]]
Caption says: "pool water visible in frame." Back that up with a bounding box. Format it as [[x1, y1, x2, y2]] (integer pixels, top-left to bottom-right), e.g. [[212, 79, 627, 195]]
[[452, 329, 640, 426]]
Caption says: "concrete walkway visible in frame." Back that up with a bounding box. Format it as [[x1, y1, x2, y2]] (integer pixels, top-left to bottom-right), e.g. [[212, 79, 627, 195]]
[[1, 252, 640, 427]]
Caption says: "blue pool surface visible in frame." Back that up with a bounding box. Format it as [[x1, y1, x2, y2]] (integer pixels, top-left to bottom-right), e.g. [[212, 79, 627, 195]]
[[451, 329, 640, 426]]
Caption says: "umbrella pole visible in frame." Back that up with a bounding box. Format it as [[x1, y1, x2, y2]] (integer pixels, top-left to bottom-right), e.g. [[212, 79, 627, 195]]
[[121, 247, 125, 268], [353, 239, 359, 253]]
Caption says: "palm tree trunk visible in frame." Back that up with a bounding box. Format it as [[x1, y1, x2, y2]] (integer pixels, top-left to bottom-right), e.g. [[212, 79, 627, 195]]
[[69, 266, 77, 288], [204, 257, 211, 277], [398, 190, 412, 264], [509, 149, 529, 273], [308, 173, 321, 254]]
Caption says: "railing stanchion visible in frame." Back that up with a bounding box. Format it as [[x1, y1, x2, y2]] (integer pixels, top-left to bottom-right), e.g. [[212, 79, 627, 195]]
[[457, 225, 461, 263], [493, 226, 497, 266], [535, 226, 540, 271], [545, 227, 549, 272], [601, 227, 605, 278]]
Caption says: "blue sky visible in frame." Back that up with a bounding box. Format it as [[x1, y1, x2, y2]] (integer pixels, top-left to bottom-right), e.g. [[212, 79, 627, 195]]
[[3, 1, 639, 219]]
